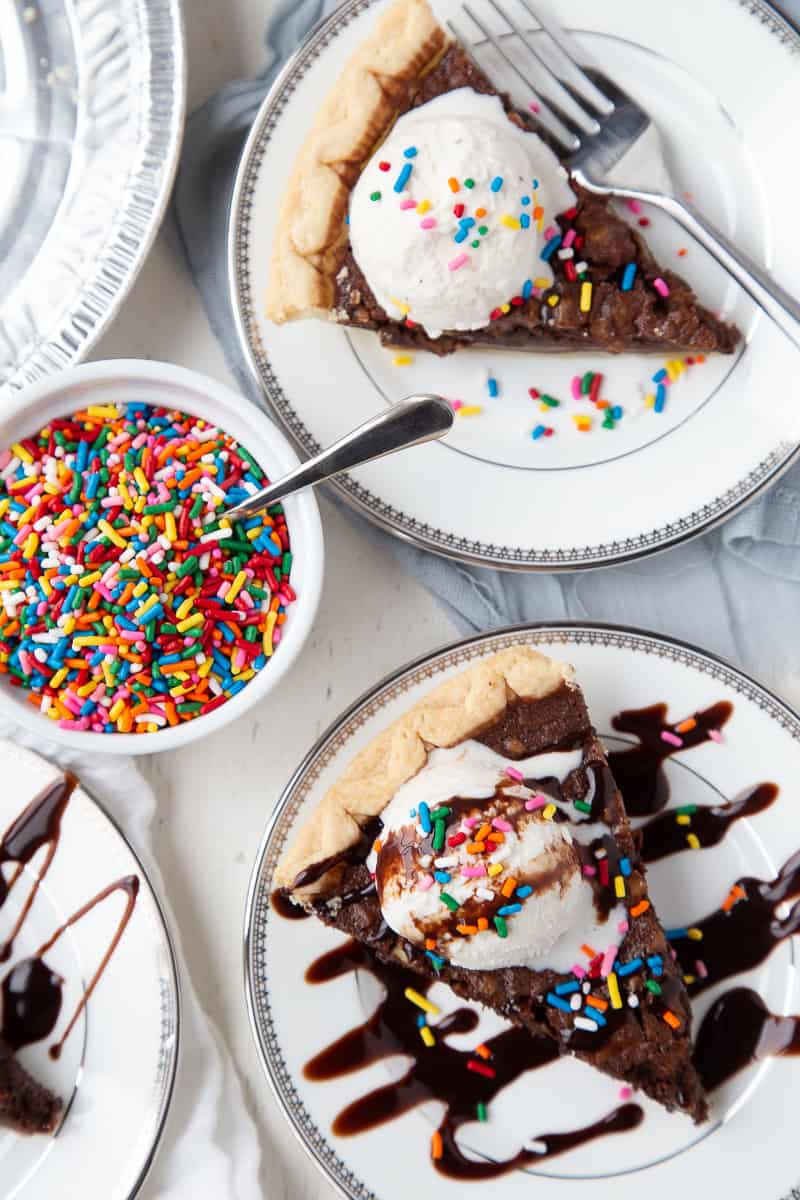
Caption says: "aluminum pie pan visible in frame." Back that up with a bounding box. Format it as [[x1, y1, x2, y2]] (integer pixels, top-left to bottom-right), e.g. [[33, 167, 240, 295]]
[[0, 0, 186, 403]]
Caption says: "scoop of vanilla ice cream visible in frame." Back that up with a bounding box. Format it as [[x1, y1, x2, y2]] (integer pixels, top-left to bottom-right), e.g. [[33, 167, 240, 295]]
[[347, 88, 574, 338], [373, 741, 616, 973]]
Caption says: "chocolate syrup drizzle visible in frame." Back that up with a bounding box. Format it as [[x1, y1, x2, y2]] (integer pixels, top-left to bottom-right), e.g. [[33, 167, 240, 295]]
[[303, 939, 642, 1178], [0, 775, 140, 1058], [272, 695, 800, 1176]]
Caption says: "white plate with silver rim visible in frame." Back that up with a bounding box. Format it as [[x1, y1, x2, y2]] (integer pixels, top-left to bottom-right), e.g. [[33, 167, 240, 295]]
[[0, 0, 185, 404], [245, 623, 800, 1199], [0, 740, 179, 1199], [230, 0, 800, 570]]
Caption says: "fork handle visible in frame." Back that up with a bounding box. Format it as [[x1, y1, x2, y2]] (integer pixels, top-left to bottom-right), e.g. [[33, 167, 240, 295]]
[[579, 180, 800, 352]]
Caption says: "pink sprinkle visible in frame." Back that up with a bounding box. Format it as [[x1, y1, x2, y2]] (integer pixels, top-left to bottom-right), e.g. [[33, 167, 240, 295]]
[[619, 1086, 633, 1100], [617, 920, 629, 935], [600, 945, 618, 978], [463, 816, 478, 829], [528, 100, 541, 114], [625, 199, 642, 214], [708, 729, 723, 744], [571, 375, 582, 400], [450, 399, 463, 412], [462, 864, 487, 878], [653, 276, 670, 298], [492, 818, 513, 832], [695, 959, 709, 979], [420, 217, 437, 229], [525, 795, 547, 812], [562, 228, 576, 248], [448, 252, 469, 272], [543, 225, 558, 242], [58, 717, 91, 731], [400, 198, 417, 210], [419, 874, 434, 891], [505, 767, 524, 781], [571, 964, 587, 980], [582, 865, 597, 877], [660, 730, 683, 747]]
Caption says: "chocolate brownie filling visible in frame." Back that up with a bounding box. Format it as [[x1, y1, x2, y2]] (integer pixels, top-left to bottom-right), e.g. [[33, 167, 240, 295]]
[[334, 45, 739, 358], [289, 683, 707, 1122], [0, 1041, 62, 1135]]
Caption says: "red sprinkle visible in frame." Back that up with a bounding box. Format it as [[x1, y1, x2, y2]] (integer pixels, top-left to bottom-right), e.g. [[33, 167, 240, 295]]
[[638, 217, 650, 227], [510, 295, 524, 306], [489, 308, 503, 320], [379, 161, 390, 171], [448, 832, 467, 847], [528, 387, 540, 399], [565, 260, 577, 282], [453, 203, 465, 218], [467, 1059, 496, 1079], [563, 206, 578, 220], [589, 373, 603, 404]]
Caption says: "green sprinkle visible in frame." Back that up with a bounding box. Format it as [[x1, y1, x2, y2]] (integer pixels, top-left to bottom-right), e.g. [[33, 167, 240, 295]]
[[676, 804, 698, 815], [464, 178, 475, 188], [540, 394, 560, 408], [431, 806, 451, 820], [494, 915, 508, 938], [175, 555, 199, 578], [478, 225, 488, 236], [476, 1101, 487, 1122], [471, 240, 480, 248], [143, 502, 175, 515], [432, 822, 446, 852], [646, 979, 662, 996], [370, 190, 381, 201], [176, 702, 204, 714], [574, 799, 592, 814], [190, 495, 205, 520], [282, 551, 293, 576], [581, 371, 593, 395], [440, 892, 459, 912]]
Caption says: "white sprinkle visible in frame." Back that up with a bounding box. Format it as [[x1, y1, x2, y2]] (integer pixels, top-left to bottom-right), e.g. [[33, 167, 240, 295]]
[[574, 1016, 599, 1032], [575, 260, 588, 273], [475, 887, 495, 901], [570, 993, 582, 1011], [557, 247, 574, 259], [434, 856, 457, 868], [418, 855, 432, 868], [526, 1140, 548, 1155], [627, 993, 640, 1009], [582, 981, 591, 994], [594, 848, 607, 859]]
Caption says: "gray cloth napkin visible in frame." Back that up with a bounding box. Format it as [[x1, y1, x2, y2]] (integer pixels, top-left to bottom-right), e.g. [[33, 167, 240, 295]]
[[173, 0, 800, 705]]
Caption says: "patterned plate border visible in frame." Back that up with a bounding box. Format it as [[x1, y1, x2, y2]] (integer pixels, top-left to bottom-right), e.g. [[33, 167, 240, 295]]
[[243, 620, 800, 1200], [229, 0, 800, 572]]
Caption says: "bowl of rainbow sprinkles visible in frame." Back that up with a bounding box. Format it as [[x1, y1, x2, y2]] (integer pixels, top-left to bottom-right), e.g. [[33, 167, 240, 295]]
[[0, 360, 324, 753]]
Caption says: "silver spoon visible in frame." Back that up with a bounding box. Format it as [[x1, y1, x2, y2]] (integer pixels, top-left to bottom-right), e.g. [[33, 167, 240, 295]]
[[220, 393, 454, 521]]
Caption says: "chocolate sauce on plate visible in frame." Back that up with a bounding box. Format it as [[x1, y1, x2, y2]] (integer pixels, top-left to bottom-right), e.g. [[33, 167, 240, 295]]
[[694, 987, 800, 1091], [640, 784, 778, 864], [271, 889, 310, 921], [302, 938, 642, 1178], [608, 701, 732, 817]]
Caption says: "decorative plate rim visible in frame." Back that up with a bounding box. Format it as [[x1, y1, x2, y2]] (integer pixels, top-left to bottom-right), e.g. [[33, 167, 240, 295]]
[[228, 0, 800, 572], [243, 619, 800, 1200], [1, 0, 187, 401]]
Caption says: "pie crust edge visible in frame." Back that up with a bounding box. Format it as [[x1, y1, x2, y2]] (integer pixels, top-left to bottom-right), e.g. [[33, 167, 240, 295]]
[[275, 646, 574, 896], [265, 0, 448, 324]]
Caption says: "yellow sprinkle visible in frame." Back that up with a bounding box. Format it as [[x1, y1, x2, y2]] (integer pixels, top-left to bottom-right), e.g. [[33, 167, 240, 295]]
[[11, 442, 33, 464], [457, 405, 483, 416], [12, 476, 38, 491], [78, 571, 101, 587], [225, 570, 247, 605], [135, 594, 159, 620], [500, 214, 521, 230], [164, 511, 177, 542], [76, 680, 97, 698], [416, 199, 431, 214], [98, 518, 127, 549], [62, 616, 76, 635], [72, 636, 108, 648], [39, 576, 52, 598], [683, 974, 696, 986], [393, 354, 413, 366], [614, 875, 626, 899], [404, 987, 440, 1015], [262, 610, 278, 657], [665, 361, 680, 382], [0, 499, 9, 519], [687, 927, 703, 941], [607, 972, 623, 1010], [676, 814, 691, 826], [547, 294, 560, 307], [176, 612, 204, 634], [131, 580, 148, 599], [176, 596, 194, 621], [645, 393, 656, 409], [117, 482, 133, 510], [580, 281, 593, 313], [43, 482, 61, 496], [501, 303, 510, 314], [133, 467, 149, 495], [572, 415, 592, 432], [420, 1025, 436, 1048], [542, 803, 556, 821], [686, 833, 701, 850], [50, 668, 68, 690], [86, 405, 119, 419], [488, 863, 504, 878], [197, 658, 213, 679], [22, 533, 38, 558], [389, 297, 410, 315], [534, 277, 550, 288]]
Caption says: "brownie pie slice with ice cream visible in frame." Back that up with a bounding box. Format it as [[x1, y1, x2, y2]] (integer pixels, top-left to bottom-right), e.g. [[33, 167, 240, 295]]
[[275, 646, 708, 1121], [267, 0, 739, 358]]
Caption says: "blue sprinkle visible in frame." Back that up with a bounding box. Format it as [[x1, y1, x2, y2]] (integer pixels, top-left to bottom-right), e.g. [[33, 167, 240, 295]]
[[404, 146, 417, 158], [419, 802, 432, 834], [532, 178, 539, 189], [546, 992, 573, 1013], [665, 926, 688, 940], [588, 1008, 607, 1027], [409, 808, 417, 819], [652, 368, 668, 383], [454, 229, 469, 244], [521, 279, 533, 300], [497, 903, 521, 916], [617, 957, 643, 977], [520, 213, 531, 229], [655, 384, 667, 413], [620, 857, 631, 877], [521, 195, 531, 206], [531, 424, 546, 440], [490, 175, 503, 192], [434, 871, 452, 885], [611, 405, 623, 420], [426, 951, 446, 971], [459, 217, 475, 229], [621, 262, 637, 291], [516, 885, 533, 899], [417, 1013, 427, 1027], [487, 376, 499, 399], [393, 162, 413, 193], [647, 953, 664, 967], [540, 234, 562, 262], [555, 980, 581, 995]]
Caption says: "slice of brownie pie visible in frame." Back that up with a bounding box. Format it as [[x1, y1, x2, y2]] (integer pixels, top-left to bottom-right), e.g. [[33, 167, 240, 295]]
[[267, 0, 739, 359], [275, 646, 708, 1121]]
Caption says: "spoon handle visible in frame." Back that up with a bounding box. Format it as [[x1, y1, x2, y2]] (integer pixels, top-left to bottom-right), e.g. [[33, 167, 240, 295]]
[[222, 394, 454, 520]]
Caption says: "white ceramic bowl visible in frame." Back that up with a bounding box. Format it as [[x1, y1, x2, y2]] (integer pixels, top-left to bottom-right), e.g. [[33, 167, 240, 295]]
[[0, 360, 324, 755]]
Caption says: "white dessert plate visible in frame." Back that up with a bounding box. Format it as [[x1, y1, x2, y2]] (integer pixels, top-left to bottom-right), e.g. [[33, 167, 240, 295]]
[[0, 740, 179, 1199], [230, 0, 800, 570], [245, 623, 800, 1200]]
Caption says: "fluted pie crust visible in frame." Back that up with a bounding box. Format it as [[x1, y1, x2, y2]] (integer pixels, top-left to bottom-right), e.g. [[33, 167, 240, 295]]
[[275, 646, 572, 896]]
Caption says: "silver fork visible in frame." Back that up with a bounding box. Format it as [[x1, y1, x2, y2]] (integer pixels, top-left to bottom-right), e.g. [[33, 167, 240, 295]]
[[450, 0, 800, 351]]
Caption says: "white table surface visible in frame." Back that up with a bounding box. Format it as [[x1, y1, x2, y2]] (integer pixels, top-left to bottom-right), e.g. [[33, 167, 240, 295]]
[[93, 2, 456, 1195]]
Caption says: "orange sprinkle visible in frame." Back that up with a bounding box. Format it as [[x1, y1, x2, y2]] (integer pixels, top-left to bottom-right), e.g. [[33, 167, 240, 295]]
[[662, 1010, 681, 1030], [448, 177, 460, 193], [501, 876, 518, 898], [581, 943, 597, 959], [477, 917, 489, 931], [474, 1043, 492, 1060], [721, 884, 746, 912], [373, 839, 383, 855], [586, 995, 608, 1012], [456, 924, 478, 936], [475, 823, 491, 843], [466, 841, 486, 854], [675, 717, 697, 733], [431, 1131, 443, 1160], [533, 205, 544, 220], [425, 938, 437, 950], [629, 900, 650, 918], [475, 207, 487, 218], [487, 831, 505, 843]]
